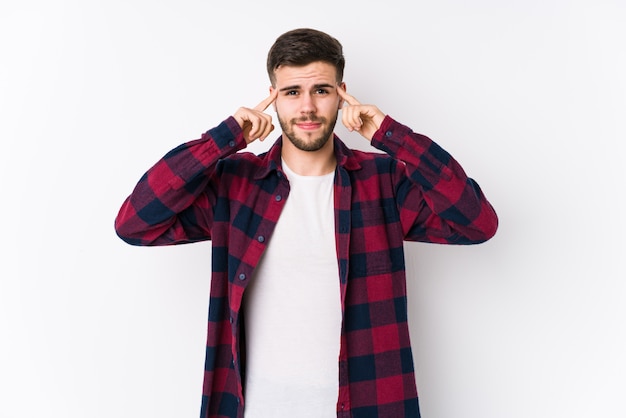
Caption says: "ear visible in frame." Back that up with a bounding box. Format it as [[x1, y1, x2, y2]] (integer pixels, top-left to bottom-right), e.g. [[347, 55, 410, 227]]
[[269, 86, 277, 111], [337, 82, 346, 109]]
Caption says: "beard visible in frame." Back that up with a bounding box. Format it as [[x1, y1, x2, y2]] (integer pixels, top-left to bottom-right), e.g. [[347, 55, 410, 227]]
[[277, 111, 339, 152]]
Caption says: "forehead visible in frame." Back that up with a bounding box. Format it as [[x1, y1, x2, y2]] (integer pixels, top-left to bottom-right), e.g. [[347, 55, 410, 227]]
[[273, 61, 338, 87]]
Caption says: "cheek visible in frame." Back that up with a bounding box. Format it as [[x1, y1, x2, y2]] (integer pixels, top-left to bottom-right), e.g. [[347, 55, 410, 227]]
[[321, 98, 341, 114], [274, 99, 293, 117]]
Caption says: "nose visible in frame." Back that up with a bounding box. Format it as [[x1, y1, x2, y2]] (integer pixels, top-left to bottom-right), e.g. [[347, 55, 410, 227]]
[[300, 92, 316, 114]]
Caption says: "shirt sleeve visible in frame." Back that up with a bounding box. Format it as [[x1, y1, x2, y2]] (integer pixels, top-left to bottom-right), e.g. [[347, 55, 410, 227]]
[[370, 116, 498, 244], [114, 117, 245, 246]]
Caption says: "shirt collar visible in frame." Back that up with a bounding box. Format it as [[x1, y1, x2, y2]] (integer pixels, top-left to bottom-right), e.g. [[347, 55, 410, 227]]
[[253, 134, 362, 180]]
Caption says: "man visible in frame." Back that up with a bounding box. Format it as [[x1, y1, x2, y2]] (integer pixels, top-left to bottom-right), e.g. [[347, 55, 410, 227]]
[[115, 28, 498, 418]]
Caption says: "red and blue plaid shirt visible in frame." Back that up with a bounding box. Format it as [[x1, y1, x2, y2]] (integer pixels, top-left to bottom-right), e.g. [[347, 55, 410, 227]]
[[115, 115, 498, 418]]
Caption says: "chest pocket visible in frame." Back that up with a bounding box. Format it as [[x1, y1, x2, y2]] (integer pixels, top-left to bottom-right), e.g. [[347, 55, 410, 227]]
[[355, 204, 400, 227], [350, 205, 403, 276]]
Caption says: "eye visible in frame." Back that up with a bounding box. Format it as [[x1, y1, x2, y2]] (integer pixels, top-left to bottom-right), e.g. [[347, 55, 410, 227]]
[[315, 88, 329, 95], [286, 90, 298, 96]]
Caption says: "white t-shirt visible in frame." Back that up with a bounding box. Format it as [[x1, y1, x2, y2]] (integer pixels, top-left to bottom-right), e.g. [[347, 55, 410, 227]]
[[243, 161, 341, 417]]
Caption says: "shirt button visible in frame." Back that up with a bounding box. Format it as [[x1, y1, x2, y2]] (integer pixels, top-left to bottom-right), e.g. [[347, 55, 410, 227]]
[[228, 140, 236, 147], [275, 195, 282, 201], [385, 130, 393, 137], [238, 273, 246, 281], [257, 235, 265, 243], [229, 316, 234, 323]]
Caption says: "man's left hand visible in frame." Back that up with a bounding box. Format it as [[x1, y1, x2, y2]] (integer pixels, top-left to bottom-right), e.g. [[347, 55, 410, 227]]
[[337, 85, 386, 141]]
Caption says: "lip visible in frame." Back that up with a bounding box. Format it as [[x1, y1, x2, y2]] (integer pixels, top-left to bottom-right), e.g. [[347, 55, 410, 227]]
[[296, 122, 321, 130]]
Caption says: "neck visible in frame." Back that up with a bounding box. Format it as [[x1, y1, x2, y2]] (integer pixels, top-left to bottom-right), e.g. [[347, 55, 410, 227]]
[[281, 136, 337, 176]]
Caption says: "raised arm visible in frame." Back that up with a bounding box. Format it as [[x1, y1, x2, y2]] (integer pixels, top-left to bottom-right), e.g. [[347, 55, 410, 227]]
[[114, 92, 277, 246], [337, 86, 498, 244]]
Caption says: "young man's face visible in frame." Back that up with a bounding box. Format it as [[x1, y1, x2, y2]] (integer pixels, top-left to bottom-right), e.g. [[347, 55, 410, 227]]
[[270, 61, 345, 152]]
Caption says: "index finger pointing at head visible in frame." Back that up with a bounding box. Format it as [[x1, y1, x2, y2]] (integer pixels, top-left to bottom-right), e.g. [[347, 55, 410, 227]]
[[254, 89, 278, 112], [337, 85, 360, 106]]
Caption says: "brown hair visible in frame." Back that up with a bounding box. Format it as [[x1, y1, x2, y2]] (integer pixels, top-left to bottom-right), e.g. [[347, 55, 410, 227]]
[[266, 28, 345, 85]]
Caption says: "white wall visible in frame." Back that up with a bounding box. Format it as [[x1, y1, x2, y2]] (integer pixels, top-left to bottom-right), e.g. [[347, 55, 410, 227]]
[[2, 0, 624, 417]]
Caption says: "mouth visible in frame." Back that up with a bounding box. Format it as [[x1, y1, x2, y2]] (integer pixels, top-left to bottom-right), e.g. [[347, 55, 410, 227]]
[[295, 119, 322, 131], [296, 122, 321, 130]]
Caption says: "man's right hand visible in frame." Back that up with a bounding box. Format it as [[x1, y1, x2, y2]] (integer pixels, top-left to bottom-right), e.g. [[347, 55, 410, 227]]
[[233, 89, 278, 144]]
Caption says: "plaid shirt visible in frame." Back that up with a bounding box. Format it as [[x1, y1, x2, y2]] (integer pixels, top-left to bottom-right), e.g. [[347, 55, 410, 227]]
[[115, 115, 498, 418]]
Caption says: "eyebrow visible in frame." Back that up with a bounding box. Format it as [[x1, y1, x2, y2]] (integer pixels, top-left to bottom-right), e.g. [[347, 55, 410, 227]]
[[278, 83, 336, 92]]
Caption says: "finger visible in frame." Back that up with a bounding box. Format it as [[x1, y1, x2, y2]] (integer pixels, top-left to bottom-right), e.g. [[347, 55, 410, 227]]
[[341, 107, 362, 132], [247, 116, 264, 140], [254, 89, 278, 112], [249, 114, 274, 141], [258, 122, 275, 141], [337, 85, 360, 106]]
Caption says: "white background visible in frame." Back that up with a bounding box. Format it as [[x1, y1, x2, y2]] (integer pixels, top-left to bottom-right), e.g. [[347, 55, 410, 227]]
[[1, 0, 625, 417]]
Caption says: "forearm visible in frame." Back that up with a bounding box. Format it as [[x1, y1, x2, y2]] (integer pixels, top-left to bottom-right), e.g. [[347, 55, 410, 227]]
[[115, 117, 245, 246], [371, 116, 498, 244]]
